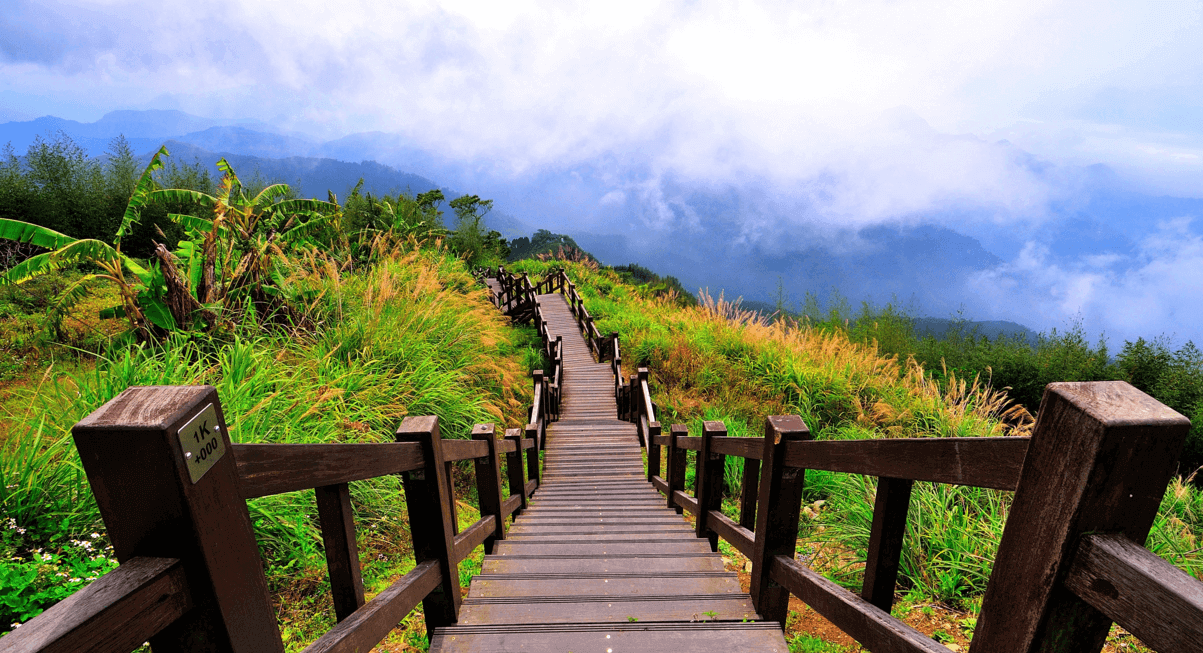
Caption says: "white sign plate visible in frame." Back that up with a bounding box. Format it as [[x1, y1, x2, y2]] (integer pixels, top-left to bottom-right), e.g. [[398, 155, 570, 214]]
[[177, 404, 226, 484]]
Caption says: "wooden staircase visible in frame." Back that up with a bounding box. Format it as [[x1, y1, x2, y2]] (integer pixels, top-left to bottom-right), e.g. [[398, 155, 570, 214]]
[[430, 290, 789, 651]]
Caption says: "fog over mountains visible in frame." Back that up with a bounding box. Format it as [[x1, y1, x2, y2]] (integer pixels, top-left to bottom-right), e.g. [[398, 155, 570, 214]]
[[3, 108, 1201, 345]]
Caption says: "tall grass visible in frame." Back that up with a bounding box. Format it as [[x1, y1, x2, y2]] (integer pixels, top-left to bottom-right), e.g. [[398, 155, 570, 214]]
[[507, 259, 1203, 608], [0, 247, 537, 640]]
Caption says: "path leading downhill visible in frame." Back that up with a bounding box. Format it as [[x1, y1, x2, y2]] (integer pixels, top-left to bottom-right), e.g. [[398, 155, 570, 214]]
[[429, 289, 789, 651]]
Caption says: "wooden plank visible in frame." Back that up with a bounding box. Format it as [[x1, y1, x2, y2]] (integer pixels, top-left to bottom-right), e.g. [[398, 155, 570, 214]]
[[457, 595, 758, 624], [492, 540, 714, 556], [234, 442, 424, 498], [972, 381, 1191, 653], [711, 436, 763, 460], [454, 516, 498, 563], [502, 494, 522, 520], [672, 490, 699, 515], [442, 438, 489, 462], [467, 574, 744, 598], [0, 557, 191, 653], [1064, 533, 1203, 653], [430, 621, 789, 653], [483, 555, 727, 574], [707, 510, 755, 559], [302, 560, 442, 653], [676, 436, 702, 451], [861, 477, 913, 614], [315, 483, 365, 622], [783, 437, 1029, 491], [769, 555, 946, 653]]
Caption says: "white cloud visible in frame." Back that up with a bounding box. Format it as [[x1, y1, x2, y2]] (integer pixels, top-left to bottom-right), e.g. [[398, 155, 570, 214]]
[[966, 219, 1203, 343]]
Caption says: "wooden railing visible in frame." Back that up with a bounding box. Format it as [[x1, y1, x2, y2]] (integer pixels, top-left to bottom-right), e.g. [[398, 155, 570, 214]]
[[0, 386, 541, 653], [646, 381, 1203, 652]]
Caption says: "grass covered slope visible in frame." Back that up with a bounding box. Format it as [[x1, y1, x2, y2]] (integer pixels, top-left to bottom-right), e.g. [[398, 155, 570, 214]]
[[508, 259, 1203, 636], [0, 246, 537, 644]]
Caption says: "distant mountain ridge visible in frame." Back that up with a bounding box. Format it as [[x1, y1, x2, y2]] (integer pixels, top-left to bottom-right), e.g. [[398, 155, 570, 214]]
[[0, 112, 531, 238], [155, 142, 532, 238]]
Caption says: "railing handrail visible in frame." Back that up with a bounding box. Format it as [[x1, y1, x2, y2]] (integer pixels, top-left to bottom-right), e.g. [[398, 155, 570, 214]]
[[2, 387, 543, 653], [644, 382, 1199, 652]]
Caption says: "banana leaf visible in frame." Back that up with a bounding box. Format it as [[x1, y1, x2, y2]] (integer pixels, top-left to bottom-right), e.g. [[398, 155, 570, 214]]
[[139, 295, 176, 331], [0, 219, 76, 251], [116, 146, 170, 242]]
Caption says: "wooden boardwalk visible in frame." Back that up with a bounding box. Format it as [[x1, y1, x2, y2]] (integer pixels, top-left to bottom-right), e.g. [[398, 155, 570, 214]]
[[431, 291, 788, 651]]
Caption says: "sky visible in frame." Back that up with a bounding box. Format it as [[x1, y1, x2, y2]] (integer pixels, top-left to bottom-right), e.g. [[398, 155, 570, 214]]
[[3, 0, 1203, 343]]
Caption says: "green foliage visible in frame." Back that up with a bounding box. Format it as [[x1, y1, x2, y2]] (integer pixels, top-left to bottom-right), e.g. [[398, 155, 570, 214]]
[[0, 537, 118, 629], [0, 248, 534, 637], [800, 290, 1203, 477], [788, 633, 848, 653], [446, 194, 508, 267], [340, 179, 446, 246], [613, 262, 697, 307], [508, 229, 595, 263]]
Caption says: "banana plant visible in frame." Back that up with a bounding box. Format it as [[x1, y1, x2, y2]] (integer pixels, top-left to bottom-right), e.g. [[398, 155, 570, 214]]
[[0, 146, 174, 339], [150, 158, 339, 323]]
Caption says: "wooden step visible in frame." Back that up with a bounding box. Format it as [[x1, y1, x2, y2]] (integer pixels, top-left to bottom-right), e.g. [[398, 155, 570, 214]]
[[430, 621, 789, 653]]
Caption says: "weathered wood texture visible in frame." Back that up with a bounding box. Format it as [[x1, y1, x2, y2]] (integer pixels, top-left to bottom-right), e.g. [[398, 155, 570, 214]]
[[1064, 533, 1203, 653], [861, 477, 913, 614], [72, 385, 284, 653], [315, 482, 366, 622], [233, 441, 424, 498], [972, 382, 1191, 653]]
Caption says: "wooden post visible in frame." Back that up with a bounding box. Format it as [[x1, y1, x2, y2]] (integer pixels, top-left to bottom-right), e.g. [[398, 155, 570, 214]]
[[72, 385, 283, 652], [750, 415, 812, 627], [666, 424, 688, 514], [628, 373, 639, 424], [315, 482, 366, 622], [530, 370, 544, 450], [471, 424, 506, 553], [739, 457, 761, 531], [553, 336, 563, 418], [971, 381, 1191, 653], [395, 416, 460, 634], [504, 429, 528, 516], [647, 421, 661, 484], [860, 477, 913, 613], [695, 421, 726, 552], [525, 433, 541, 486]]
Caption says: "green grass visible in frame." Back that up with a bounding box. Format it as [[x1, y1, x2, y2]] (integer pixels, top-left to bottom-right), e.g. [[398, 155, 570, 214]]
[[0, 248, 538, 644], [506, 260, 1203, 612], [788, 632, 849, 653]]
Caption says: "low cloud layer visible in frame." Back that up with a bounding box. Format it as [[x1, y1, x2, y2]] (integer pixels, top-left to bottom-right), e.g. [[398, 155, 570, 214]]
[[966, 219, 1203, 343], [3, 0, 1202, 341]]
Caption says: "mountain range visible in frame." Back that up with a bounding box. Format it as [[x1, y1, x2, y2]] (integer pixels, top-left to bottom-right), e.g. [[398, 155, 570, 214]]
[[5, 108, 1200, 342]]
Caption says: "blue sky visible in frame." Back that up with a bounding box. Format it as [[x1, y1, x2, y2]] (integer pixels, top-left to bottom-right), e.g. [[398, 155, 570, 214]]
[[3, 0, 1203, 342]]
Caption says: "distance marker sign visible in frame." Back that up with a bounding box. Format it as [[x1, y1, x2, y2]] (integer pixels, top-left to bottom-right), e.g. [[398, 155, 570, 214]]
[[177, 403, 226, 484]]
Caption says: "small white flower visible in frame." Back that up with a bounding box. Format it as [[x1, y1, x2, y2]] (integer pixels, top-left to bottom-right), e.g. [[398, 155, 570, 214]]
[[90, 533, 100, 539]]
